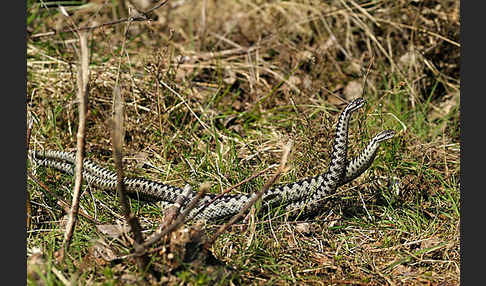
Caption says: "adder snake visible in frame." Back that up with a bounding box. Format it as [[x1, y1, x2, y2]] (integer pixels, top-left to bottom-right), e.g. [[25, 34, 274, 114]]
[[30, 98, 395, 221]]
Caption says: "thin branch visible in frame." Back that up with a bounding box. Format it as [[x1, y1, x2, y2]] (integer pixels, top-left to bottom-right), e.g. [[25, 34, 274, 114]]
[[27, 115, 34, 229], [26, 115, 33, 151], [61, 30, 90, 257], [205, 141, 293, 248], [109, 85, 152, 274], [29, 0, 169, 39]]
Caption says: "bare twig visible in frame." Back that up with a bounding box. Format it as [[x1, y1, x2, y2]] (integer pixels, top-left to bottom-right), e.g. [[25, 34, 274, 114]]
[[171, 44, 258, 63], [27, 116, 33, 229], [61, 31, 90, 257], [26, 115, 33, 150], [27, 188, 32, 230], [374, 18, 460, 48], [144, 184, 208, 249], [29, 0, 169, 39], [109, 85, 152, 274], [205, 141, 293, 248]]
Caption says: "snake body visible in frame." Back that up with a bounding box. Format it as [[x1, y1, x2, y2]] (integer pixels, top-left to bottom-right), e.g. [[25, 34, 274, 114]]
[[30, 98, 395, 221]]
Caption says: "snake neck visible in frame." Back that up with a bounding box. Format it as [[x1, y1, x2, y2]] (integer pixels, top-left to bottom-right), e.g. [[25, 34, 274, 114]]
[[285, 101, 363, 215], [343, 139, 380, 184], [343, 129, 395, 184], [325, 107, 353, 187]]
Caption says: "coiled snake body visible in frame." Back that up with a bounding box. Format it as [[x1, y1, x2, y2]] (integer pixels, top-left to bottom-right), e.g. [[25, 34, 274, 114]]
[[30, 98, 395, 221]]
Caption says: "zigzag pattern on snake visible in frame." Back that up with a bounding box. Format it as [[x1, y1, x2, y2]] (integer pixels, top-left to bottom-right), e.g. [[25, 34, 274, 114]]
[[29, 98, 395, 221]]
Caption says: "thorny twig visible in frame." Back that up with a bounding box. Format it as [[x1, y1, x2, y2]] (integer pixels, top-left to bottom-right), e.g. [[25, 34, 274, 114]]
[[205, 141, 293, 248]]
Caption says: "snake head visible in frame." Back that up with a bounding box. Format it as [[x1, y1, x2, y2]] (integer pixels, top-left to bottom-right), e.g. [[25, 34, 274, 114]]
[[374, 129, 396, 143], [345, 98, 366, 113]]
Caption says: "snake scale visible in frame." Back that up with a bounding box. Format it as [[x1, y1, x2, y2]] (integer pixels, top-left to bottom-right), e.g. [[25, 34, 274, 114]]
[[29, 98, 395, 221]]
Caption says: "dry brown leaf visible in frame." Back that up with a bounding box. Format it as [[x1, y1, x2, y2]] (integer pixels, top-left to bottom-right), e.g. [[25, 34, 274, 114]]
[[163, 223, 209, 270], [343, 59, 362, 76], [287, 75, 301, 86], [421, 237, 443, 250], [295, 222, 310, 234], [327, 93, 345, 106], [392, 264, 413, 276], [399, 51, 421, 69], [310, 252, 337, 268]]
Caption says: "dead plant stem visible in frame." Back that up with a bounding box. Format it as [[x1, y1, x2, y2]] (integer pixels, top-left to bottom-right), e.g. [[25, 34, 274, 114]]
[[62, 31, 90, 255]]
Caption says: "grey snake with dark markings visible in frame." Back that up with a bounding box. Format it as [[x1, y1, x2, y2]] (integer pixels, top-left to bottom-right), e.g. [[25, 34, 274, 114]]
[[29, 98, 395, 221]]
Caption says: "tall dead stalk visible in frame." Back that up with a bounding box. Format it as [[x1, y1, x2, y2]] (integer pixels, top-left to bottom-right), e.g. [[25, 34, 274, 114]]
[[108, 86, 153, 274], [60, 31, 90, 258], [27, 115, 33, 229]]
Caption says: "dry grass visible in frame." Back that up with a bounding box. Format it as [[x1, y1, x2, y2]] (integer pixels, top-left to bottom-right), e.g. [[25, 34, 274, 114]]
[[27, 0, 460, 284]]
